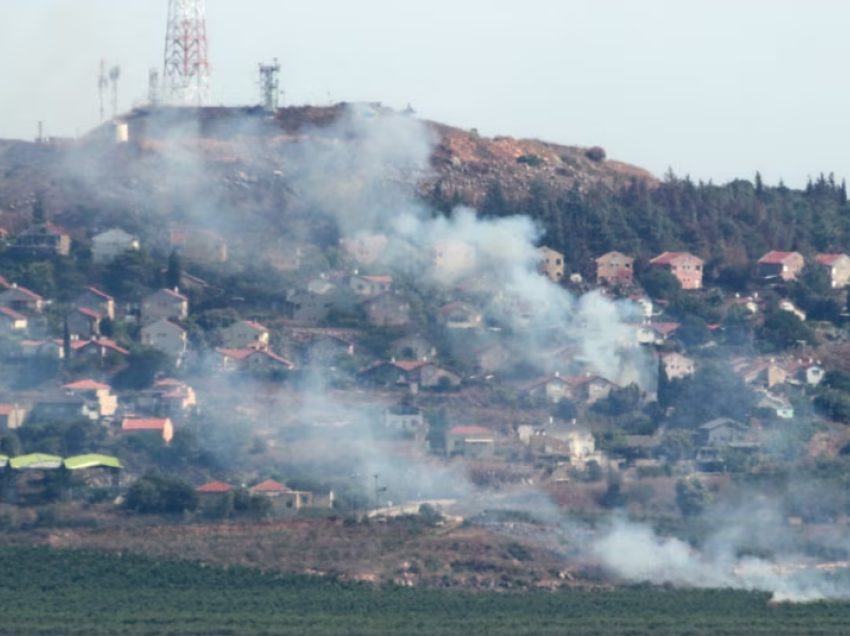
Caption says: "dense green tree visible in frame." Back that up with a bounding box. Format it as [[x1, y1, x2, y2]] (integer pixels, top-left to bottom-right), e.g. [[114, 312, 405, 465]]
[[675, 477, 712, 517], [112, 346, 172, 390], [756, 310, 817, 352], [125, 475, 199, 514], [166, 249, 182, 291]]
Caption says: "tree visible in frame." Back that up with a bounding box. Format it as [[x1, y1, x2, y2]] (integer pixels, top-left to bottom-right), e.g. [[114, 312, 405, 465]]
[[675, 478, 711, 517], [112, 346, 171, 390], [32, 194, 47, 224], [165, 250, 182, 291], [638, 267, 681, 300], [659, 428, 695, 461], [756, 310, 816, 351], [125, 475, 198, 514]]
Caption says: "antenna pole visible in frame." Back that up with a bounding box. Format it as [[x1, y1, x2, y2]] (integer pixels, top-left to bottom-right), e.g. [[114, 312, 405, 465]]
[[163, 0, 212, 106]]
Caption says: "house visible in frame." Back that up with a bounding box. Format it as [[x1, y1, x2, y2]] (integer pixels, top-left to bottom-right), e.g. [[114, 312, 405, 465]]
[[522, 425, 602, 468], [755, 391, 794, 419], [249, 479, 313, 510], [169, 226, 227, 263], [384, 405, 425, 431], [61, 380, 118, 417], [520, 374, 572, 403], [649, 252, 704, 290], [91, 228, 140, 264], [633, 322, 681, 346], [216, 347, 295, 372], [596, 252, 634, 286], [11, 223, 71, 256], [437, 302, 482, 329], [758, 251, 805, 281], [339, 234, 388, 264], [348, 274, 393, 296], [0, 404, 26, 429], [445, 426, 495, 459], [566, 375, 619, 405], [0, 307, 27, 334], [121, 417, 174, 445], [29, 391, 98, 423], [0, 285, 44, 314], [300, 334, 357, 366], [221, 320, 269, 350], [75, 287, 115, 320], [390, 334, 436, 361], [538, 246, 565, 283], [67, 308, 103, 338], [159, 270, 221, 298], [363, 292, 410, 327], [815, 254, 850, 288], [660, 352, 695, 380], [141, 289, 188, 324], [698, 418, 754, 448], [360, 361, 461, 389], [141, 320, 188, 360], [196, 481, 235, 496], [286, 290, 333, 324], [74, 337, 130, 361], [135, 378, 198, 419]]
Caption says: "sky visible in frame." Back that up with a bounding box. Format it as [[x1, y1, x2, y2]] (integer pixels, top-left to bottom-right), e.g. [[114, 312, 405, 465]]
[[0, 0, 848, 187]]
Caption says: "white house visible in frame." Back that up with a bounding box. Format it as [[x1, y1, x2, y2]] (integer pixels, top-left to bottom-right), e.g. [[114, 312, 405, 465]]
[[91, 228, 140, 264], [221, 320, 269, 349], [141, 289, 188, 324]]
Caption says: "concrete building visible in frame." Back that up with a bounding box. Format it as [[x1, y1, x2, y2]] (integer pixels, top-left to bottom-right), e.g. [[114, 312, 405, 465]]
[[758, 251, 805, 282], [141, 319, 188, 361], [649, 252, 704, 290], [221, 320, 269, 350], [815, 254, 850, 288], [91, 229, 140, 264], [141, 289, 188, 324], [596, 251, 634, 286], [537, 246, 565, 283]]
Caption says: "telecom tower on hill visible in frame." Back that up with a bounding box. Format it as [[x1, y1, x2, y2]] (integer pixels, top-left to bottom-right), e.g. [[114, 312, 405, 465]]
[[162, 0, 212, 106]]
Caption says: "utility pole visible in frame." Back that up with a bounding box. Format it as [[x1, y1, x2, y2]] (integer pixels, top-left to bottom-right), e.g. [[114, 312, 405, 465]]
[[98, 60, 108, 123], [258, 59, 281, 112]]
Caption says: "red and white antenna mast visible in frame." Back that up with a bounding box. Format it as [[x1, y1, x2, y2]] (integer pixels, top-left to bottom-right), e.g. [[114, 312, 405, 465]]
[[162, 0, 211, 106]]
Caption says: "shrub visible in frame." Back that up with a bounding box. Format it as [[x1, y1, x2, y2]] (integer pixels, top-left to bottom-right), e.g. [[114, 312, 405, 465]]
[[585, 146, 606, 162], [517, 154, 544, 167]]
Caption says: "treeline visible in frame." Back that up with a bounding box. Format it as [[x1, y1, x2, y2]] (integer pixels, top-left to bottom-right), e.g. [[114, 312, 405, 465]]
[[437, 171, 850, 286], [3, 546, 850, 635]]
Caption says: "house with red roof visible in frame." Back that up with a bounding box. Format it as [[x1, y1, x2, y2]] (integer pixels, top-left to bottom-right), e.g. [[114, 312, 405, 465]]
[[815, 253, 850, 288], [216, 346, 295, 372], [221, 320, 270, 349], [649, 252, 704, 290], [75, 287, 115, 320], [121, 417, 174, 444], [11, 223, 71, 256], [0, 285, 44, 314], [62, 379, 118, 417], [141, 288, 188, 324], [349, 274, 393, 296], [445, 426, 495, 459], [67, 307, 103, 338], [196, 481, 235, 495], [758, 251, 804, 281], [0, 307, 27, 334], [74, 337, 130, 360]]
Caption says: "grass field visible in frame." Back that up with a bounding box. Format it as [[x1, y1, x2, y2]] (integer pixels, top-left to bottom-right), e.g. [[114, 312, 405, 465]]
[[2, 546, 850, 635]]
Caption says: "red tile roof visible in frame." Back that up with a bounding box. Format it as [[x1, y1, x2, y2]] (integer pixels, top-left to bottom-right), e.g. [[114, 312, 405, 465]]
[[758, 251, 799, 264], [361, 275, 393, 285], [448, 426, 493, 437], [75, 307, 103, 320], [0, 405, 16, 416], [155, 288, 188, 301], [650, 322, 681, 335], [650, 252, 702, 266], [243, 320, 268, 331], [392, 360, 426, 372], [122, 418, 170, 431], [0, 276, 11, 289], [437, 301, 474, 315], [84, 287, 114, 300], [154, 378, 185, 387], [815, 254, 847, 266], [249, 479, 290, 493], [81, 338, 130, 355], [196, 481, 234, 493], [0, 307, 26, 320], [62, 380, 111, 391], [4, 285, 42, 300]]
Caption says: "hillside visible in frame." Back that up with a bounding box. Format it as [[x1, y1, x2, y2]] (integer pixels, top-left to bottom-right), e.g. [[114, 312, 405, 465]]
[[0, 104, 653, 262]]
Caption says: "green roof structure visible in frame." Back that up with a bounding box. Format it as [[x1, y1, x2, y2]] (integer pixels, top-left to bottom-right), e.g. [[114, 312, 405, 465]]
[[64, 454, 123, 470], [10, 454, 64, 470], [0, 455, 8, 469]]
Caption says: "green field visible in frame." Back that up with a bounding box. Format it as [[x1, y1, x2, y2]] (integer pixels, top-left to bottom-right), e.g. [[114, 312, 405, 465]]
[[2, 546, 850, 635]]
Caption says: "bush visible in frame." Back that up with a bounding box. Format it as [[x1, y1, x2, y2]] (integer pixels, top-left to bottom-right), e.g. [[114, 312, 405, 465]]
[[517, 154, 544, 167], [585, 146, 606, 162], [124, 475, 198, 514]]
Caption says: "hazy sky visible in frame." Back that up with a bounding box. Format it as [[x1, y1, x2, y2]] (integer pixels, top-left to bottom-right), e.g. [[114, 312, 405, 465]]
[[1, 0, 847, 187]]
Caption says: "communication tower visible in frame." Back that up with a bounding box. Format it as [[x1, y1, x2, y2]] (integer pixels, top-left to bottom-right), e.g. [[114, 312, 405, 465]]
[[148, 68, 161, 106], [162, 0, 212, 106], [109, 66, 121, 119], [258, 59, 281, 111], [98, 60, 109, 123]]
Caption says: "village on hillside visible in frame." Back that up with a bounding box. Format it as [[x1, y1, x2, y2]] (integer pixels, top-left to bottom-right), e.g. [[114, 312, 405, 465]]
[[0, 211, 845, 521]]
